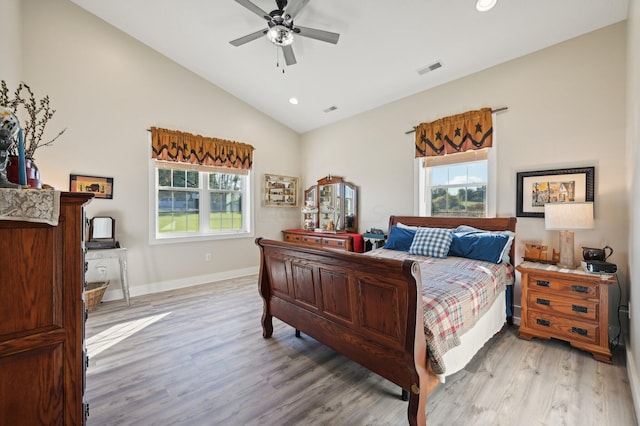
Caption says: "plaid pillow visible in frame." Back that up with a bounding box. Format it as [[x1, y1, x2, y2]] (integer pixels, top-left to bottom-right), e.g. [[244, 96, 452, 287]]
[[409, 227, 453, 258]]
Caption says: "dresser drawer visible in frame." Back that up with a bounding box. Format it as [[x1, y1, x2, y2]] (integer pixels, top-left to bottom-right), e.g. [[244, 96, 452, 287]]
[[322, 237, 348, 250], [283, 233, 321, 246], [527, 311, 599, 345], [527, 290, 598, 321], [301, 235, 322, 245], [526, 274, 598, 298], [283, 233, 302, 243]]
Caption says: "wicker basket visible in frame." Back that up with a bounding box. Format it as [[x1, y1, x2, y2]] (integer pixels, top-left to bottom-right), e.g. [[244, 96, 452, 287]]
[[85, 281, 109, 312]]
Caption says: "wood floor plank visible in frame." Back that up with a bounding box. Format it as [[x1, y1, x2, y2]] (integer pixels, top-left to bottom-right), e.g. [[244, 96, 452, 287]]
[[85, 275, 637, 425]]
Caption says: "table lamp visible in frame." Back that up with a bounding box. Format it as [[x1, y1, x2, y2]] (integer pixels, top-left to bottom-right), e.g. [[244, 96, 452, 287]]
[[544, 202, 594, 269]]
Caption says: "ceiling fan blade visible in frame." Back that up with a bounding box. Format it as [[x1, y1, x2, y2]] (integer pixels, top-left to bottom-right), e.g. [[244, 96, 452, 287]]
[[285, 0, 312, 18], [229, 29, 268, 46], [294, 26, 340, 44], [282, 45, 297, 65], [234, 0, 270, 20]]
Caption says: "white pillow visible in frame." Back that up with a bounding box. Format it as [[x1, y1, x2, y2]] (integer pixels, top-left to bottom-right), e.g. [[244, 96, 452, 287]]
[[396, 222, 418, 231]]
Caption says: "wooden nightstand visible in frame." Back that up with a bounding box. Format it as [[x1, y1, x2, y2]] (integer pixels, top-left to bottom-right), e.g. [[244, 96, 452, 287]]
[[517, 261, 616, 363]]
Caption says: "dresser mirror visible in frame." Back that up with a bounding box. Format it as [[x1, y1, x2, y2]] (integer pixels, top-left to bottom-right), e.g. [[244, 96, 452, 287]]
[[303, 175, 357, 232], [86, 216, 119, 249]]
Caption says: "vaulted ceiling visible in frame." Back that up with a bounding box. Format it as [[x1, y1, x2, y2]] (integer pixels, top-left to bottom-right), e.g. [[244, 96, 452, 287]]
[[70, 0, 629, 133]]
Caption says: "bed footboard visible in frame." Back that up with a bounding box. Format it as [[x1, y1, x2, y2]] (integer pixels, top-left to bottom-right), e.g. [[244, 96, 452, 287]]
[[255, 238, 428, 426]]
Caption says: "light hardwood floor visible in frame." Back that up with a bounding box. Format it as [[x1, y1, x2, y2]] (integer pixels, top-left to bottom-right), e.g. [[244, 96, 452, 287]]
[[86, 275, 637, 426]]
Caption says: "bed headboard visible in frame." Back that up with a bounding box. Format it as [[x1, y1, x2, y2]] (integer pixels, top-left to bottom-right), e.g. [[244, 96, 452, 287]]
[[387, 216, 517, 265]]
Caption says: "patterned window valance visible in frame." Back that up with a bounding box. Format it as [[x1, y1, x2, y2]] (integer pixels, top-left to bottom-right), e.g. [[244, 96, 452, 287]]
[[151, 127, 254, 170], [415, 107, 493, 158]]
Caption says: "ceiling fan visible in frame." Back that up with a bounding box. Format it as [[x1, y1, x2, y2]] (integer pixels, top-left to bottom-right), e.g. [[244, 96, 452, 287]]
[[229, 0, 340, 66]]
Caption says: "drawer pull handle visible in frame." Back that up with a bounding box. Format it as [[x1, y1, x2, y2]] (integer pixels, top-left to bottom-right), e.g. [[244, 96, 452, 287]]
[[536, 318, 550, 327], [337, 241, 343, 246], [571, 285, 589, 294], [571, 327, 588, 336], [572, 305, 588, 314], [536, 298, 550, 306], [536, 280, 550, 287]]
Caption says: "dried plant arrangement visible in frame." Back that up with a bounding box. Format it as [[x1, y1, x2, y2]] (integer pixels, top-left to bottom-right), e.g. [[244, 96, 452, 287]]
[[0, 80, 66, 160]]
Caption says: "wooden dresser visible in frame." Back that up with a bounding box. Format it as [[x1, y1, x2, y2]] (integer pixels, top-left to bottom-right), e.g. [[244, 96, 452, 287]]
[[517, 262, 615, 363], [282, 229, 358, 252], [0, 192, 92, 424]]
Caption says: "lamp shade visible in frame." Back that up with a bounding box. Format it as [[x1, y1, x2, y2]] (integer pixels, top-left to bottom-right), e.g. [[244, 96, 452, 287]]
[[544, 202, 594, 230]]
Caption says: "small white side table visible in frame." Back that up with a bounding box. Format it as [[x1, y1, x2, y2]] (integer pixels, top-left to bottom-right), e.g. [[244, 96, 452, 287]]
[[85, 247, 130, 306]]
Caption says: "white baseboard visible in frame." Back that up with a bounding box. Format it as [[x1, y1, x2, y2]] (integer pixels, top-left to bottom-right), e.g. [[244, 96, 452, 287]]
[[626, 341, 640, 421], [101, 266, 259, 302]]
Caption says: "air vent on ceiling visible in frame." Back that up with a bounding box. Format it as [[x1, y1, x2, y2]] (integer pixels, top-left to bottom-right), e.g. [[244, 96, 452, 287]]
[[323, 105, 338, 113], [417, 61, 443, 75]]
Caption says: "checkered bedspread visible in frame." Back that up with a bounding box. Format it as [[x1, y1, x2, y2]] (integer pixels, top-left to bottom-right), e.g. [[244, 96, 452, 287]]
[[364, 249, 514, 374]]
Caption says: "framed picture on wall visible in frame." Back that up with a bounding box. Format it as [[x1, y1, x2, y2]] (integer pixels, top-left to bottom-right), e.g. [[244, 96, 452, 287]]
[[264, 174, 298, 207], [516, 166, 594, 218], [70, 174, 114, 199]]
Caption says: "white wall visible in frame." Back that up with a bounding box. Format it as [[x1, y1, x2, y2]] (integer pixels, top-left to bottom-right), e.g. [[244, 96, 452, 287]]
[[626, 0, 640, 416], [0, 0, 22, 86], [301, 24, 628, 326], [19, 0, 301, 298]]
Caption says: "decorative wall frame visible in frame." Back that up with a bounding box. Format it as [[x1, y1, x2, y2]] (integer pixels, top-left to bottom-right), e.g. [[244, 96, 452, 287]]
[[70, 174, 114, 199], [264, 174, 298, 207], [516, 166, 594, 218]]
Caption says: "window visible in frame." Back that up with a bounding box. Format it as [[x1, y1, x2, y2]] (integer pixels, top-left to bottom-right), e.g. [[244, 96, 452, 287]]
[[426, 160, 488, 217], [418, 148, 496, 217], [151, 162, 252, 243]]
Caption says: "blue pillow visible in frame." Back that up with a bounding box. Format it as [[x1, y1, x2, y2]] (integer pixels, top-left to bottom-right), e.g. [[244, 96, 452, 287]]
[[384, 226, 416, 251], [448, 232, 510, 264], [455, 225, 515, 264], [409, 227, 453, 258]]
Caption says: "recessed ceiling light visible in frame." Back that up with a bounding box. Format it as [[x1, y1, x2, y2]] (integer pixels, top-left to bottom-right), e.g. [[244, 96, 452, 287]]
[[289, 97, 299, 105], [476, 0, 497, 12]]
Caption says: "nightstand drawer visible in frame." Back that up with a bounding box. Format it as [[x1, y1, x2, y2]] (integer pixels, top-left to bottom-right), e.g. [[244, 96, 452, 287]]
[[526, 274, 598, 298], [527, 311, 599, 345], [527, 290, 598, 321]]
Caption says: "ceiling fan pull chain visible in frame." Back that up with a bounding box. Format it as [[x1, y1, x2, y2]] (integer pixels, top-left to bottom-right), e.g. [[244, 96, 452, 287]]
[[276, 47, 285, 74]]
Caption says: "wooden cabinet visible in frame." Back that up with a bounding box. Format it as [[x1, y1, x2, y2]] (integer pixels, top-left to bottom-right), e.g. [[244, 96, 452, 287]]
[[0, 192, 92, 424], [282, 229, 354, 252], [517, 262, 615, 363], [302, 175, 357, 232]]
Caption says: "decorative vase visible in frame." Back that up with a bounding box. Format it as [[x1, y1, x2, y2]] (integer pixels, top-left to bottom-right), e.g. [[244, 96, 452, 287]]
[[6, 155, 42, 189]]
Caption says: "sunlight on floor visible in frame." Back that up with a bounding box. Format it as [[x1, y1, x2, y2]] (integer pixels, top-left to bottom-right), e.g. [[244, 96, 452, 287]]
[[86, 312, 171, 358]]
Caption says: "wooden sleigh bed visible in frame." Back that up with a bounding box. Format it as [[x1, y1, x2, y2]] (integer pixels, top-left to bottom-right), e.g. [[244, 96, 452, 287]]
[[255, 216, 517, 425]]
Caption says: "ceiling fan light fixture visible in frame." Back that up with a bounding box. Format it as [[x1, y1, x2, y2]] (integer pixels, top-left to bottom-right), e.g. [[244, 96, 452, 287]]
[[476, 0, 497, 12], [267, 25, 294, 46]]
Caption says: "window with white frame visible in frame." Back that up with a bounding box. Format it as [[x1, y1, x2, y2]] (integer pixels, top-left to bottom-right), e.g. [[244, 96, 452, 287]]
[[418, 149, 496, 217], [151, 162, 252, 242]]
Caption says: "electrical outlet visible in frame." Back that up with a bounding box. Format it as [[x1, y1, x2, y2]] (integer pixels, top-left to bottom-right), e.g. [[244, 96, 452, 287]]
[[205, 252, 212, 262]]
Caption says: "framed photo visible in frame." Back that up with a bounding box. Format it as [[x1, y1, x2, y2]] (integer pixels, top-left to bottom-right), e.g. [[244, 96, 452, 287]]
[[69, 174, 114, 199], [264, 174, 298, 207], [516, 167, 594, 218]]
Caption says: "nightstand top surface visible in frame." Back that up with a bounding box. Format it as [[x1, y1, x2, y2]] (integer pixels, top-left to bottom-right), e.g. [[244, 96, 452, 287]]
[[517, 261, 616, 281]]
